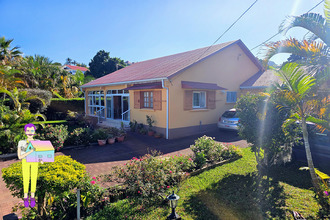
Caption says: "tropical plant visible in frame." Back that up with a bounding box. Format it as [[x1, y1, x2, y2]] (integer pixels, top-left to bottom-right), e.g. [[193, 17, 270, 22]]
[[272, 63, 329, 193], [0, 37, 22, 65], [264, 0, 329, 82], [146, 115, 155, 131]]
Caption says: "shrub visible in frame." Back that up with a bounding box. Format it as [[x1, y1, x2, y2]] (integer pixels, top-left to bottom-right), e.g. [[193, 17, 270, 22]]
[[36, 124, 69, 151], [91, 128, 108, 140], [65, 127, 92, 146], [2, 155, 87, 219], [19, 89, 52, 113], [106, 127, 120, 137], [107, 151, 193, 204], [129, 120, 138, 132], [190, 135, 241, 168]]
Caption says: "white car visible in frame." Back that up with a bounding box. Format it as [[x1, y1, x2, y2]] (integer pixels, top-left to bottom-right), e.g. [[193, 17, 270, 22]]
[[217, 109, 240, 131]]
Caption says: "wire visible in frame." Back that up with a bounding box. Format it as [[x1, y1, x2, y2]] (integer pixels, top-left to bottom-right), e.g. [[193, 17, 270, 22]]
[[250, 0, 324, 51], [194, 0, 258, 62]]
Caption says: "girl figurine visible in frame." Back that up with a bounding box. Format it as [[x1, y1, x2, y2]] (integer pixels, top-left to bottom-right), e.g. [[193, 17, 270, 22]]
[[17, 123, 42, 208]]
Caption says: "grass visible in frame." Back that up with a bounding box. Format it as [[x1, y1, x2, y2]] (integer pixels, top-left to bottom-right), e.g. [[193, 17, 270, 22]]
[[86, 148, 320, 220]]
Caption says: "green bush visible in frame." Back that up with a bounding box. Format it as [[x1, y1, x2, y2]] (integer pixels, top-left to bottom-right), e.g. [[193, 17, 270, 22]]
[[91, 128, 109, 140], [2, 155, 87, 219], [36, 124, 69, 151], [45, 98, 84, 120], [190, 135, 242, 168], [106, 151, 194, 204], [19, 89, 52, 113], [65, 127, 92, 146]]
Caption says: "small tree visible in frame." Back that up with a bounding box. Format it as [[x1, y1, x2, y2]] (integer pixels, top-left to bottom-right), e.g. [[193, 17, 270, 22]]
[[235, 93, 296, 174]]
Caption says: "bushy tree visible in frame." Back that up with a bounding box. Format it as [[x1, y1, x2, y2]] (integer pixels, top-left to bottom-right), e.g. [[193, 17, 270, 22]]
[[235, 93, 296, 173], [88, 50, 126, 78]]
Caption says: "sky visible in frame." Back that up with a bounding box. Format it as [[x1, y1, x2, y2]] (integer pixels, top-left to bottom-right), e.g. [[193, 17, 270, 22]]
[[0, 0, 325, 66]]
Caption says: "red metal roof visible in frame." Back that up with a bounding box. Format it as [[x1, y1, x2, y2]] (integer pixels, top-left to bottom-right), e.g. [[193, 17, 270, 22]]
[[181, 81, 227, 90], [65, 65, 88, 71], [81, 40, 263, 88]]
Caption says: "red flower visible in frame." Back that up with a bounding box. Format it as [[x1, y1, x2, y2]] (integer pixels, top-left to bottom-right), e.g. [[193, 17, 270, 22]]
[[188, 158, 192, 161], [92, 176, 96, 180], [91, 180, 96, 185], [169, 171, 172, 173], [167, 186, 170, 188], [138, 191, 140, 194]]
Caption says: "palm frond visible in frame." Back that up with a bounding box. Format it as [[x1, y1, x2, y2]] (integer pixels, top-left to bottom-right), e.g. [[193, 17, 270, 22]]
[[279, 13, 328, 45]]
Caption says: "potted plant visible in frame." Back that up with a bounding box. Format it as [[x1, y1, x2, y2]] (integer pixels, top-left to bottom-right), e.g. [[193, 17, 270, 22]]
[[154, 132, 162, 138], [146, 115, 155, 136], [107, 133, 116, 144], [117, 130, 126, 142], [129, 120, 138, 132], [92, 129, 108, 146]]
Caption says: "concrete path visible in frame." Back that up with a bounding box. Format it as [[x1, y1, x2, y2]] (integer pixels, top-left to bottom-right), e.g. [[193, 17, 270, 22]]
[[0, 129, 247, 219]]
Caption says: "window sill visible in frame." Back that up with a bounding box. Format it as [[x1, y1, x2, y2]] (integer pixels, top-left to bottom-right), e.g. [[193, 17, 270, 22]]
[[190, 108, 209, 112], [140, 108, 155, 112]]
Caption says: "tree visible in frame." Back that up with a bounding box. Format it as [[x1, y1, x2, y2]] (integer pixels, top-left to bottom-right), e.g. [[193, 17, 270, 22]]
[[272, 63, 329, 193], [235, 93, 295, 174], [88, 50, 126, 78], [0, 37, 22, 65], [264, 0, 329, 81], [65, 57, 72, 65]]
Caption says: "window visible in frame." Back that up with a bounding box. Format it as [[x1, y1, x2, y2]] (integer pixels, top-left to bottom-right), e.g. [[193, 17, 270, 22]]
[[192, 91, 206, 108], [142, 91, 153, 108], [226, 91, 237, 103], [87, 90, 104, 115]]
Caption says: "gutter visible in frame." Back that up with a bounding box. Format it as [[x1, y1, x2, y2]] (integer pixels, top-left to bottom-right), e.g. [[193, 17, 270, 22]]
[[80, 77, 168, 89], [162, 79, 169, 140], [80, 87, 86, 115]]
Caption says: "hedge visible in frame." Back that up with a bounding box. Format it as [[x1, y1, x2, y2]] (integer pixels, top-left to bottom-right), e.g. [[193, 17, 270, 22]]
[[45, 98, 85, 120]]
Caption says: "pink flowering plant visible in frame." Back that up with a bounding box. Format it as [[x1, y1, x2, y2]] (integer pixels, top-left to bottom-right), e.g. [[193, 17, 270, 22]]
[[36, 124, 69, 151], [190, 135, 242, 168], [108, 150, 193, 203]]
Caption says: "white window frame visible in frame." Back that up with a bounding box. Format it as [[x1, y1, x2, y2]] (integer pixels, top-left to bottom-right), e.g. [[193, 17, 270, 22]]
[[87, 91, 104, 116], [142, 91, 153, 108], [192, 91, 206, 109], [226, 91, 237, 103]]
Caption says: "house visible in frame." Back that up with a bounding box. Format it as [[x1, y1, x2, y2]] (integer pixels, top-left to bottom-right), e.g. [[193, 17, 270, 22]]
[[240, 69, 280, 94], [80, 40, 265, 139], [26, 140, 55, 162], [63, 65, 88, 75]]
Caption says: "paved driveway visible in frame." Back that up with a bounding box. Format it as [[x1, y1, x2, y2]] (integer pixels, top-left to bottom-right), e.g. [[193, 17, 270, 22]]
[[1, 129, 247, 219]]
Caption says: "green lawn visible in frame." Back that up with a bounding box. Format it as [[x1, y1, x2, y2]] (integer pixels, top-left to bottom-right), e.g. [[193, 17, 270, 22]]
[[87, 148, 319, 220]]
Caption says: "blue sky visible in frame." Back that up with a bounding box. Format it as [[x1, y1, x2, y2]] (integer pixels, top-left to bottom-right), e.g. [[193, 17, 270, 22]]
[[0, 0, 325, 65]]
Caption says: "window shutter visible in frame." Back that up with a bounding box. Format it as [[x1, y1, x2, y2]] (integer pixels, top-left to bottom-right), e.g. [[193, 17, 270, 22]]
[[184, 90, 193, 111], [134, 91, 141, 109], [207, 91, 216, 109], [153, 90, 162, 110]]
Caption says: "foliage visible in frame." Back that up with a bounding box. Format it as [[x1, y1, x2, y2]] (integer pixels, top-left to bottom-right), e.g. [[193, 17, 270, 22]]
[[129, 120, 138, 132], [65, 127, 92, 146], [106, 151, 194, 205], [88, 148, 321, 220], [19, 88, 52, 113], [106, 127, 120, 138], [92, 128, 109, 140], [0, 87, 46, 154], [235, 92, 297, 173], [146, 115, 155, 131], [0, 36, 22, 65], [190, 135, 242, 169], [45, 98, 84, 120], [87, 50, 126, 78], [2, 155, 87, 219], [36, 124, 69, 151]]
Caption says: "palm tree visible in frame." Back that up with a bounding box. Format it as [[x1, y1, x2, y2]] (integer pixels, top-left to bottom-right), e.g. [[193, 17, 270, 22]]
[[273, 63, 329, 192], [0, 37, 22, 65], [264, 0, 329, 80], [65, 57, 72, 65]]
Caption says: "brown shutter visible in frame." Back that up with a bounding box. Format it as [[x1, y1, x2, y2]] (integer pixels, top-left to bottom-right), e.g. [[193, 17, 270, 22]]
[[134, 91, 141, 109], [207, 91, 216, 109], [153, 90, 162, 110], [184, 90, 193, 111]]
